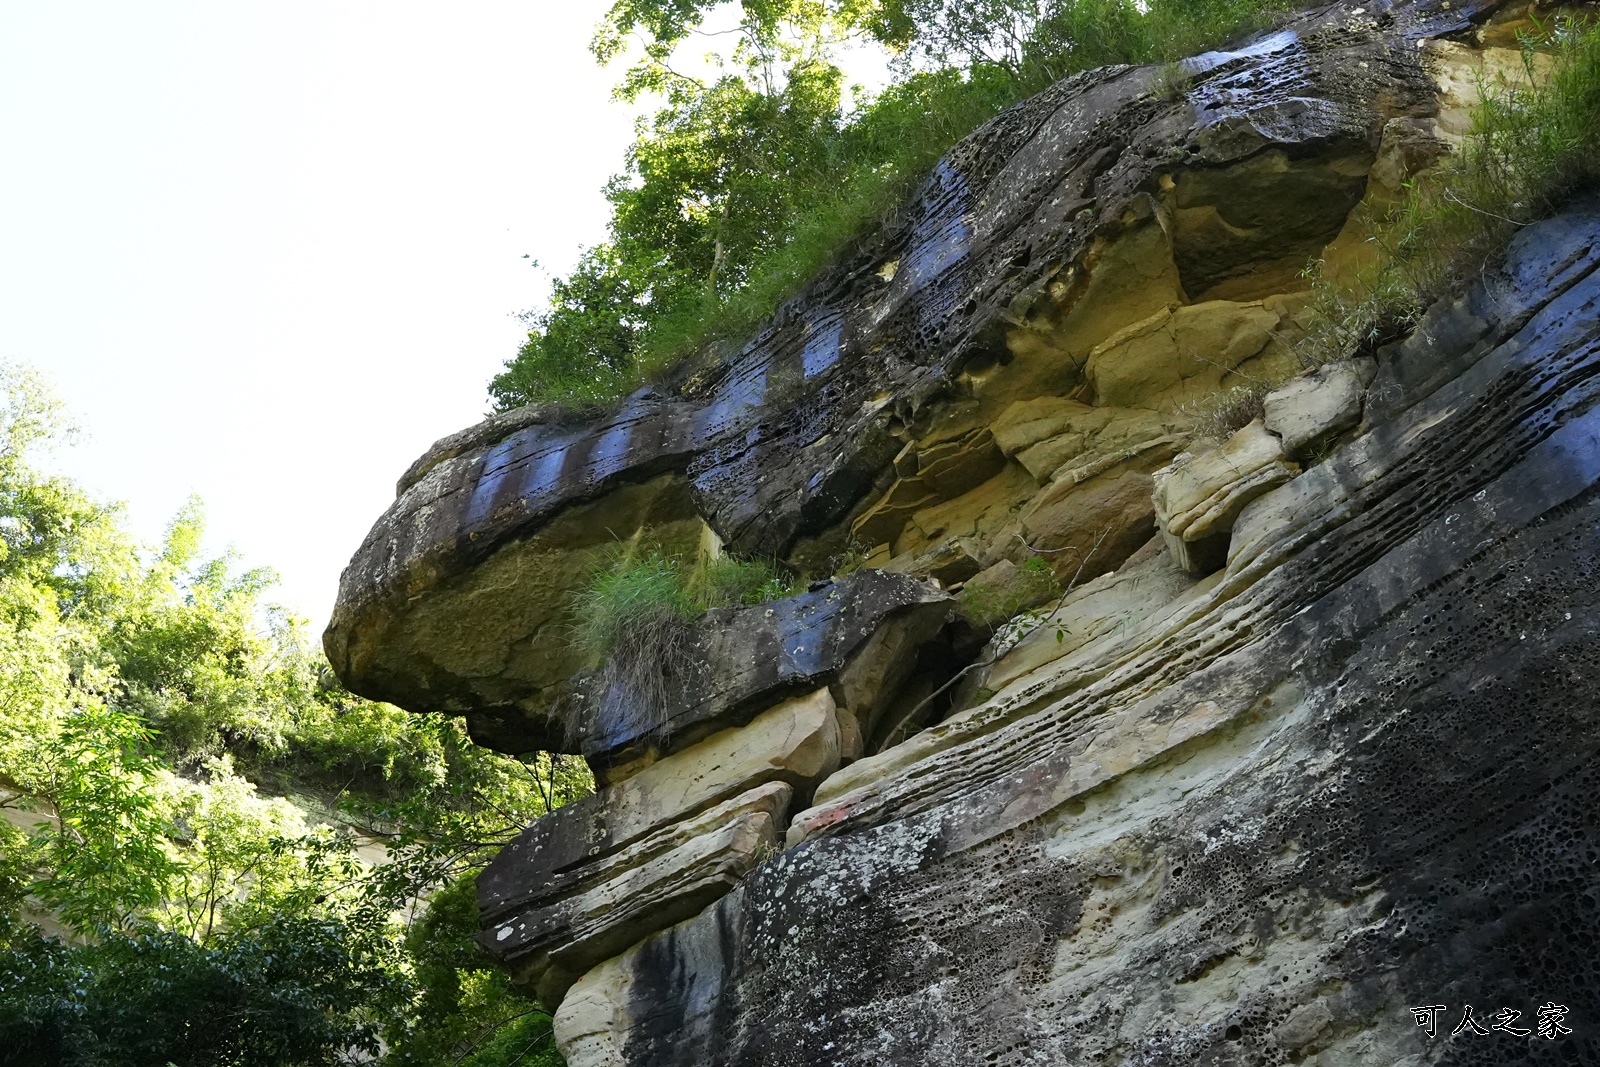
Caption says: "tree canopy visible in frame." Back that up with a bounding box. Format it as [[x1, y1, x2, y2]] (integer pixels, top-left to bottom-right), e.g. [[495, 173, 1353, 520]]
[[0, 361, 587, 1066]]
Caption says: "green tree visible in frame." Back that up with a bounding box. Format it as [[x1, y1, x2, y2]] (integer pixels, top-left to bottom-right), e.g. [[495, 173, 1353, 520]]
[[22, 703, 177, 933], [0, 917, 399, 1067], [491, 8, 851, 409], [489, 0, 1294, 412], [0, 363, 587, 1065]]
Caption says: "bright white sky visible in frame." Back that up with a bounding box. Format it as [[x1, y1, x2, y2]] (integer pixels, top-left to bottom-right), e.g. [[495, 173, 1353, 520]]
[[0, 3, 887, 632]]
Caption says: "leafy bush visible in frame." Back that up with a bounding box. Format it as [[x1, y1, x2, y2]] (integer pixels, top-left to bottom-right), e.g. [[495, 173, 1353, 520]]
[[0, 364, 583, 1067], [490, 0, 1297, 411], [0, 917, 400, 1067], [382, 877, 562, 1067]]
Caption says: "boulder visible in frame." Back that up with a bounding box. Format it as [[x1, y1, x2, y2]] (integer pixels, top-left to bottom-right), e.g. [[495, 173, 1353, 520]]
[[328, 472, 708, 754], [1153, 420, 1298, 573], [879, 536, 986, 586], [326, 0, 1455, 746], [476, 688, 840, 931], [992, 398, 1186, 484], [975, 536, 1201, 694], [567, 569, 953, 771], [1262, 356, 1376, 455], [316, 3, 1600, 1064], [1019, 448, 1176, 582], [1084, 299, 1282, 409]]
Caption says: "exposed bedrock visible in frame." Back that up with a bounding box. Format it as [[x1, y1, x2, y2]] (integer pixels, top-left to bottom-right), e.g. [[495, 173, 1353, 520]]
[[555, 194, 1600, 1067], [325, 0, 1509, 751], [316, 0, 1600, 1062], [488, 568, 955, 767]]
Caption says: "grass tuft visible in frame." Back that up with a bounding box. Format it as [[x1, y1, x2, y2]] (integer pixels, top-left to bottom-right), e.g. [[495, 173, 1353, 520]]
[[567, 549, 804, 745], [1298, 15, 1600, 368], [1180, 382, 1272, 442]]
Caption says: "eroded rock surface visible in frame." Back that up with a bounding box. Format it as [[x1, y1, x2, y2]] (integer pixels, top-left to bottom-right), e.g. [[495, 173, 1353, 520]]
[[559, 569, 952, 769], [326, 0, 1491, 748], [322, 1, 1600, 1063], [555, 189, 1600, 1067], [476, 688, 841, 1003]]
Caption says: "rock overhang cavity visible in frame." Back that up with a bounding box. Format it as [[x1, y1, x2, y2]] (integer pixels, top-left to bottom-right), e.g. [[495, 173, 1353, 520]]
[[324, 0, 1482, 740]]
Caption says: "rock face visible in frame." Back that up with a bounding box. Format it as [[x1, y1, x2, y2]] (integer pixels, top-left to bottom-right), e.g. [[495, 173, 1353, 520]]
[[547, 569, 952, 769], [1263, 356, 1377, 456], [325, 0, 1600, 1063], [557, 192, 1600, 1067], [324, 0, 1481, 747], [1153, 420, 1299, 574]]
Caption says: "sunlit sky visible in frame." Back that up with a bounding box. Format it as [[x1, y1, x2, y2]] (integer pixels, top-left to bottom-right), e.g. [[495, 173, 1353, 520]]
[[0, 3, 886, 631]]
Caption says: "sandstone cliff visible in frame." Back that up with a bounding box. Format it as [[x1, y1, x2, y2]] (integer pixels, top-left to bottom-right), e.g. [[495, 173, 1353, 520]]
[[328, 1, 1600, 1063]]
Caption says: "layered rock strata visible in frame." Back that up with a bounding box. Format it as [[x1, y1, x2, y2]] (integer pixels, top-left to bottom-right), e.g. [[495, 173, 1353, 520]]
[[327, 0, 1507, 749], [322, 0, 1600, 1064], [557, 189, 1600, 1067], [553, 568, 953, 770]]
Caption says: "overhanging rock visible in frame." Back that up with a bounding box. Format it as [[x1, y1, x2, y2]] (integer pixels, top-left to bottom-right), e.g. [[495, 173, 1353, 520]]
[[315, 2, 1600, 1063], [324, 0, 1484, 747]]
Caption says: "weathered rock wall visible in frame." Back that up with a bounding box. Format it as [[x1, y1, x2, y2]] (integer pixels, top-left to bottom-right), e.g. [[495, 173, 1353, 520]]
[[325, 0, 1499, 754], [325, 0, 1600, 1063], [558, 198, 1600, 1066]]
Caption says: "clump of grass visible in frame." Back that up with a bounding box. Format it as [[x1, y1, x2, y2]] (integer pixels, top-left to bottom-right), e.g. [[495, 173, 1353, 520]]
[[1151, 59, 1195, 102], [567, 548, 804, 745], [958, 555, 1061, 627], [567, 551, 699, 747], [1180, 381, 1273, 442], [1298, 15, 1600, 367], [699, 554, 804, 608]]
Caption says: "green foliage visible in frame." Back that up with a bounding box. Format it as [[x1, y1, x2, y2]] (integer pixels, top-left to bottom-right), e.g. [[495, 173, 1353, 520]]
[[957, 554, 1060, 626], [0, 822, 32, 942], [106, 498, 296, 762], [701, 553, 803, 606], [0, 917, 400, 1067], [571, 548, 801, 664], [24, 704, 178, 933], [383, 877, 561, 1067], [491, 0, 1294, 411], [572, 550, 702, 665], [0, 365, 578, 1066], [1298, 15, 1600, 367]]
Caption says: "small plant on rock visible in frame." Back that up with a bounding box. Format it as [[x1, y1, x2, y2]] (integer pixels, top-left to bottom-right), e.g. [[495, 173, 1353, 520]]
[[568, 548, 804, 745], [569, 551, 700, 747], [1180, 382, 1274, 442], [958, 555, 1061, 628], [1152, 60, 1195, 102]]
